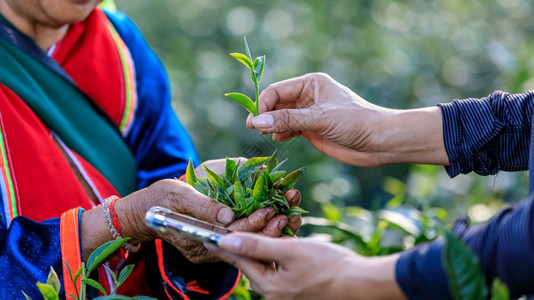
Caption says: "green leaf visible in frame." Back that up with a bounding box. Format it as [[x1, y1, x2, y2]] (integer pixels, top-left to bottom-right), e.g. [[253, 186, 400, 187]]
[[185, 159, 197, 185], [117, 264, 135, 286], [73, 266, 83, 283], [282, 227, 295, 236], [203, 164, 225, 188], [253, 56, 265, 84], [46, 266, 61, 293], [272, 195, 290, 209], [22, 290, 32, 300], [279, 166, 309, 193], [230, 53, 253, 70], [491, 279, 510, 300], [103, 265, 118, 284], [284, 206, 309, 216], [253, 174, 267, 203], [224, 93, 257, 115], [443, 231, 487, 300], [36, 283, 59, 300], [234, 181, 245, 209], [263, 170, 273, 190], [225, 157, 237, 181], [86, 238, 129, 275], [68, 294, 78, 300], [269, 170, 286, 185], [81, 278, 107, 296], [238, 157, 269, 181], [266, 150, 279, 173], [244, 36, 252, 59]]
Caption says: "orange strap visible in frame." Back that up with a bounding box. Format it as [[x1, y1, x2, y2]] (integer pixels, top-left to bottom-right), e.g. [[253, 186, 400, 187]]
[[60, 207, 84, 299]]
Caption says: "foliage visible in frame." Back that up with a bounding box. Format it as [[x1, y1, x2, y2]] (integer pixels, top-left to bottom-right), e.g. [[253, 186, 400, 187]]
[[23, 238, 156, 300], [225, 37, 265, 116], [186, 151, 308, 235]]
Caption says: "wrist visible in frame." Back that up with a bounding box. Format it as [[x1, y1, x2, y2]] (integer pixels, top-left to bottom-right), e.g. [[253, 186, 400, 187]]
[[335, 254, 405, 300]]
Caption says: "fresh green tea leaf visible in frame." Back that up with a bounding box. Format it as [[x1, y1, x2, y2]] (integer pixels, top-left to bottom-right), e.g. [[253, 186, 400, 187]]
[[103, 265, 118, 284], [203, 164, 225, 188], [87, 238, 129, 275], [244, 36, 252, 59], [81, 279, 107, 295], [491, 278, 510, 300], [253, 174, 267, 203], [234, 181, 245, 209], [443, 231, 487, 300], [46, 266, 61, 294], [230, 53, 253, 69], [266, 150, 279, 173], [279, 166, 309, 193], [269, 170, 286, 185], [225, 157, 237, 181], [36, 283, 59, 300], [238, 157, 269, 181], [224, 93, 257, 115], [271, 158, 288, 172], [284, 206, 309, 216], [263, 170, 273, 190], [253, 56, 265, 84], [185, 159, 197, 185], [22, 290, 33, 300], [273, 195, 290, 209], [117, 264, 135, 286]]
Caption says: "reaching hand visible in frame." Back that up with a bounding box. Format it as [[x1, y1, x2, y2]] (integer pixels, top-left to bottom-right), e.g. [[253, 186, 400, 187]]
[[247, 73, 448, 167], [208, 232, 406, 300]]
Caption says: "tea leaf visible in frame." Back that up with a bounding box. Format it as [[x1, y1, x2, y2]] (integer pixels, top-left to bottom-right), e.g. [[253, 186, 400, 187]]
[[266, 150, 279, 173], [36, 283, 59, 300], [234, 181, 245, 209], [22, 290, 32, 300], [87, 238, 129, 275], [225, 157, 237, 181], [443, 231, 487, 300], [185, 159, 197, 185], [103, 265, 118, 283], [117, 264, 135, 286], [279, 166, 309, 193], [253, 174, 267, 203], [203, 164, 224, 188], [491, 278, 509, 300], [282, 227, 295, 236], [230, 53, 253, 69], [46, 267, 61, 293], [224, 93, 257, 115], [73, 266, 83, 283], [253, 56, 265, 84], [238, 157, 269, 181], [263, 170, 273, 190], [271, 158, 288, 172], [284, 206, 309, 216], [272, 195, 290, 209], [244, 36, 252, 59], [81, 279, 107, 296], [269, 171, 286, 185]]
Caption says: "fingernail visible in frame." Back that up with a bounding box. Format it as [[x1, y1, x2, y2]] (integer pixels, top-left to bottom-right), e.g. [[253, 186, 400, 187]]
[[265, 209, 276, 222], [220, 236, 242, 252], [289, 215, 300, 223], [217, 207, 235, 225], [252, 115, 274, 128], [246, 114, 252, 125]]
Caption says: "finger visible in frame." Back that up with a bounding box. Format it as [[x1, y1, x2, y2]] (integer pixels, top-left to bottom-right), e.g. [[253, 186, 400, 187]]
[[251, 107, 317, 134], [284, 189, 301, 207], [272, 131, 301, 142], [246, 113, 254, 129], [205, 243, 272, 289], [218, 232, 292, 261], [166, 180, 235, 226], [287, 215, 302, 234], [260, 215, 288, 237], [258, 74, 317, 115], [228, 207, 276, 232]]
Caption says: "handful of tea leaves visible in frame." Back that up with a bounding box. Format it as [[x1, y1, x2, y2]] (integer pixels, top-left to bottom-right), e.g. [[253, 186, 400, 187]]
[[185, 151, 308, 235]]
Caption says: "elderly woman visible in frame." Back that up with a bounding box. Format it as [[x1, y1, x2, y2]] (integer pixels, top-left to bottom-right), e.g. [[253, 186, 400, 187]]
[[0, 0, 301, 299]]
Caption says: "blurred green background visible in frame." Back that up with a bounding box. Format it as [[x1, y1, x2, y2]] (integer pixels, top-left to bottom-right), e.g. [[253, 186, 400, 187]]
[[114, 0, 532, 230]]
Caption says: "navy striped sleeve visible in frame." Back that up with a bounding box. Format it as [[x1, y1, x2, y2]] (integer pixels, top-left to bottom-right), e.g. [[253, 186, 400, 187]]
[[439, 90, 534, 177], [396, 195, 534, 299]]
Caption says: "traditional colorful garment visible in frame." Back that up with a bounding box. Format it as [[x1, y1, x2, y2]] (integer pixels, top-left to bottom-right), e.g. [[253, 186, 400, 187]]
[[0, 8, 238, 299]]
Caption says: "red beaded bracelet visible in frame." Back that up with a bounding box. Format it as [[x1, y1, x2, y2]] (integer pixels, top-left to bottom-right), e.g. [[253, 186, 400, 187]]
[[103, 195, 141, 254]]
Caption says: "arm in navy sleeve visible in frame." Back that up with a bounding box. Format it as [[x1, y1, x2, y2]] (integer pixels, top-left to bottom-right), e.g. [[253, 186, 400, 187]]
[[396, 195, 534, 299], [105, 11, 200, 189], [439, 90, 534, 177]]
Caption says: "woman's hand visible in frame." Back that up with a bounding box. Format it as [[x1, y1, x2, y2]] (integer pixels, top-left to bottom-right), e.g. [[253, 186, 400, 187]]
[[247, 73, 448, 167], [208, 232, 406, 300]]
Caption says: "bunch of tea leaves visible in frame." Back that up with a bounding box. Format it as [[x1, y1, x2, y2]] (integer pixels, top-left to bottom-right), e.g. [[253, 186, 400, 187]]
[[224, 37, 265, 116], [185, 151, 308, 235]]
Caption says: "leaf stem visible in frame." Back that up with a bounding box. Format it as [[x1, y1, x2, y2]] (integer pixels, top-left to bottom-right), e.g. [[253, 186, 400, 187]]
[[254, 83, 259, 115]]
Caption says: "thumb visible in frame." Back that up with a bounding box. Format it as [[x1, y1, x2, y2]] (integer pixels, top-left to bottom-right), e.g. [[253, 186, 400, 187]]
[[251, 108, 317, 134], [219, 232, 290, 261]]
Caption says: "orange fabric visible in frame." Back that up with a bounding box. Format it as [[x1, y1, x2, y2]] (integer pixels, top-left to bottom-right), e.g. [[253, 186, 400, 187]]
[[60, 207, 83, 299], [218, 270, 241, 300], [156, 239, 190, 300]]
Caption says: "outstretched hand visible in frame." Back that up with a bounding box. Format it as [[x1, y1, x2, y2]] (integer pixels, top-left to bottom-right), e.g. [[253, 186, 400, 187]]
[[247, 73, 448, 167]]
